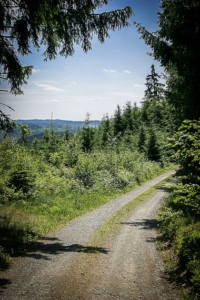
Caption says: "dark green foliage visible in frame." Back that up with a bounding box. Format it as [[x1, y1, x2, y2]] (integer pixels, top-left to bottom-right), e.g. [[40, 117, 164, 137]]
[[74, 155, 96, 188], [158, 120, 200, 297], [80, 126, 94, 152], [0, 104, 17, 138], [135, 0, 200, 121], [141, 65, 175, 132], [0, 217, 38, 264], [63, 126, 71, 141], [169, 120, 200, 184], [32, 137, 41, 154], [122, 101, 134, 131], [132, 102, 142, 131], [36, 122, 63, 163], [113, 105, 124, 137], [138, 126, 147, 153], [100, 114, 111, 146], [120, 129, 136, 151], [88, 99, 173, 160], [80, 113, 94, 152], [144, 64, 165, 101], [142, 98, 175, 132], [8, 170, 34, 194], [147, 129, 160, 161], [63, 136, 80, 167]]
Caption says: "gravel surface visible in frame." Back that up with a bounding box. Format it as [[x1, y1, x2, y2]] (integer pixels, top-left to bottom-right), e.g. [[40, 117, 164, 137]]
[[84, 188, 179, 300], [0, 170, 178, 300]]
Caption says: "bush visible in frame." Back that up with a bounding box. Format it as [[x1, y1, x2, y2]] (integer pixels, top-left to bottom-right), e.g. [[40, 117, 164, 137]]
[[158, 120, 200, 298], [8, 169, 35, 194], [74, 154, 97, 187], [175, 223, 200, 295]]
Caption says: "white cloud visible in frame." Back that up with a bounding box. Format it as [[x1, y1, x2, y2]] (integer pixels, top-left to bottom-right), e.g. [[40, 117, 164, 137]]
[[43, 80, 59, 84], [35, 83, 65, 92], [32, 68, 40, 74], [103, 69, 117, 73], [133, 84, 145, 88], [69, 81, 77, 85], [124, 70, 131, 74]]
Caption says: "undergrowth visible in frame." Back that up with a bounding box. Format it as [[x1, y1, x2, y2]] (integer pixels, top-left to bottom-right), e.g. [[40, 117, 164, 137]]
[[0, 138, 174, 268], [158, 120, 200, 299]]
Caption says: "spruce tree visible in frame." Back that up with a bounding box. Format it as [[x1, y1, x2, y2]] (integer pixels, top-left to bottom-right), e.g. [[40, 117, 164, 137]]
[[123, 102, 133, 131], [138, 126, 147, 153], [147, 129, 160, 161], [144, 64, 165, 102], [101, 114, 111, 146], [113, 105, 124, 137], [135, 0, 200, 120], [80, 112, 94, 152]]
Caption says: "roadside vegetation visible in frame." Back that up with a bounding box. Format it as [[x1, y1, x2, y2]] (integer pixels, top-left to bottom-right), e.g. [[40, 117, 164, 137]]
[[158, 120, 200, 299], [0, 83, 175, 268]]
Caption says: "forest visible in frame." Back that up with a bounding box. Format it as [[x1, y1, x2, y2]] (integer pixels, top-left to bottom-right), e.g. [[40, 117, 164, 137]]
[[0, 0, 200, 298]]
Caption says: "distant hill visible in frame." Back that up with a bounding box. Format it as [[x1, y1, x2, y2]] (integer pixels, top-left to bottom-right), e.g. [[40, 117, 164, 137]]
[[5, 119, 100, 141], [17, 119, 100, 128]]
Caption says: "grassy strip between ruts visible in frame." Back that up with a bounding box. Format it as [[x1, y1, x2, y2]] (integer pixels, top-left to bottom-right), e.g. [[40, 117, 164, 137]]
[[89, 176, 173, 248]]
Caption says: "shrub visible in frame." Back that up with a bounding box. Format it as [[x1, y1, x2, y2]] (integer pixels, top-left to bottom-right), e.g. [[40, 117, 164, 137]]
[[158, 120, 200, 297], [74, 154, 97, 188]]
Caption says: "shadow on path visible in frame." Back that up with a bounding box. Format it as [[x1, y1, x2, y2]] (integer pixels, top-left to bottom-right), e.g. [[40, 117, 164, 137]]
[[26, 242, 109, 258], [0, 242, 109, 293], [0, 278, 12, 295], [121, 219, 158, 244], [121, 218, 158, 230]]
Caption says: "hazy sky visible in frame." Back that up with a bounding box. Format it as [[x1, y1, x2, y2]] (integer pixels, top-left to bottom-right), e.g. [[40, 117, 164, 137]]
[[1, 0, 163, 121]]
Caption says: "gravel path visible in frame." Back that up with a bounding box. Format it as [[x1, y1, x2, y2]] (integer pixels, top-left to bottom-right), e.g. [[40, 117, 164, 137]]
[[78, 187, 180, 300], [0, 170, 177, 300]]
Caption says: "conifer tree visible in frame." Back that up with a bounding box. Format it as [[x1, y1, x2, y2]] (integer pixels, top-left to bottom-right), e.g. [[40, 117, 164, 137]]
[[101, 114, 111, 146], [122, 101, 133, 131], [63, 126, 71, 141], [138, 126, 147, 153], [80, 112, 94, 152], [113, 105, 124, 137], [132, 102, 141, 131], [20, 124, 31, 146], [144, 64, 165, 102], [147, 129, 160, 161], [0, 104, 16, 137], [135, 0, 200, 120]]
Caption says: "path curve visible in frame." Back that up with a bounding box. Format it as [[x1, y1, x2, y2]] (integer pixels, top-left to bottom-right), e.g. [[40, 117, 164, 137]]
[[0, 170, 177, 300], [61, 186, 180, 299]]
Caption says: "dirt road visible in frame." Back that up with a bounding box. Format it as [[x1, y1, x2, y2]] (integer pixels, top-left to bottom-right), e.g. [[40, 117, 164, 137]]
[[0, 170, 180, 300]]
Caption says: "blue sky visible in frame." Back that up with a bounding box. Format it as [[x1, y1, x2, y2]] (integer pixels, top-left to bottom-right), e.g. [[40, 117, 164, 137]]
[[1, 0, 163, 121]]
